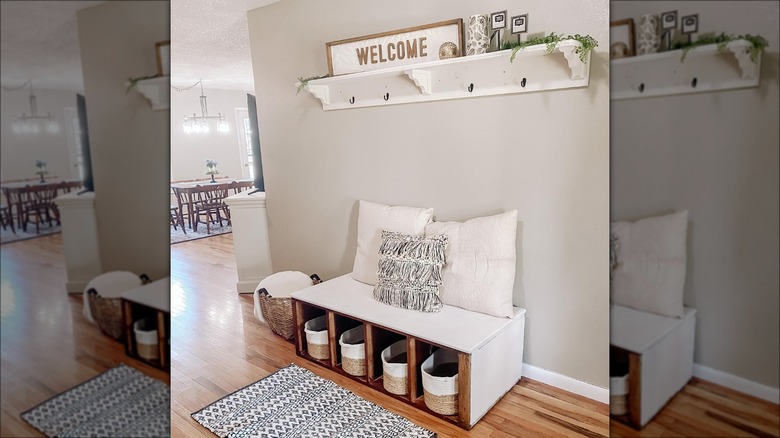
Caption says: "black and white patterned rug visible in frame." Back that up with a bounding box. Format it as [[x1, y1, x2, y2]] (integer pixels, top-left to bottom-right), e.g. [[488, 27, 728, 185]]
[[192, 364, 436, 437], [21, 364, 170, 437], [171, 222, 232, 244], [1, 221, 60, 244]]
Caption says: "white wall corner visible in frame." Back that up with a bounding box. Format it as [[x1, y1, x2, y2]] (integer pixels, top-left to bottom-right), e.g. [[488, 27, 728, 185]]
[[693, 363, 780, 404], [522, 363, 609, 404]]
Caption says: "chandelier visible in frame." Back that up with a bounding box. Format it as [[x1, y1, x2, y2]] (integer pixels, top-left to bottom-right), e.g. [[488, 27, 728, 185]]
[[176, 80, 229, 134], [6, 80, 59, 134]]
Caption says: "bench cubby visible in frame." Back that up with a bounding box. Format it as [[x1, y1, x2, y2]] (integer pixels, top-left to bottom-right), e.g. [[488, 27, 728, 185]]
[[291, 274, 526, 429]]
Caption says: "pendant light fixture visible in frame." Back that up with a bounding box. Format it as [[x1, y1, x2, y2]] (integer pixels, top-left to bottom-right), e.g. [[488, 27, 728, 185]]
[[175, 80, 229, 135], [5, 80, 60, 134]]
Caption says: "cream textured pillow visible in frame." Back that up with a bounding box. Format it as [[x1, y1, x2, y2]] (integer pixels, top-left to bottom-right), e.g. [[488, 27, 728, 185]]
[[373, 231, 448, 313], [351, 200, 434, 285], [425, 210, 518, 318], [610, 210, 688, 318]]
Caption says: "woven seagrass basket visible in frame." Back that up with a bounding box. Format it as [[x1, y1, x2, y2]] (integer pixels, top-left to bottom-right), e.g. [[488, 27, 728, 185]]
[[304, 315, 330, 360], [87, 290, 124, 340], [381, 340, 408, 395], [257, 273, 322, 340], [421, 349, 459, 416], [339, 326, 366, 376]]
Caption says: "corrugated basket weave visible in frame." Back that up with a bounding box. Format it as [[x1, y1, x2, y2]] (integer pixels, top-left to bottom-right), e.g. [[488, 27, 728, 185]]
[[258, 273, 322, 340], [87, 291, 124, 340], [257, 294, 294, 339]]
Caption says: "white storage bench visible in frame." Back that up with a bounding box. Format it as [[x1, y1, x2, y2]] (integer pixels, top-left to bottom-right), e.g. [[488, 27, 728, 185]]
[[290, 274, 526, 429], [610, 303, 696, 428]]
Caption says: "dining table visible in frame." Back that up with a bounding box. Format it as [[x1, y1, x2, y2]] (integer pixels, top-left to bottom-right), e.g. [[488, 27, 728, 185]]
[[1, 178, 83, 231], [170, 178, 254, 230]]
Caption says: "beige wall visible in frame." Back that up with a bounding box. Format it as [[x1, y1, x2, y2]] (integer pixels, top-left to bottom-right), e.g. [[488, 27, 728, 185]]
[[611, 1, 780, 388], [170, 87, 251, 182], [248, 0, 610, 387], [1, 88, 81, 182], [76, 1, 169, 280]]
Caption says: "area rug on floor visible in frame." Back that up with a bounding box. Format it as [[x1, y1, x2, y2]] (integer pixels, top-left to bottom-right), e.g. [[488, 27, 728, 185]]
[[192, 364, 436, 438], [20, 364, 170, 437], [1, 222, 60, 244], [171, 223, 231, 244]]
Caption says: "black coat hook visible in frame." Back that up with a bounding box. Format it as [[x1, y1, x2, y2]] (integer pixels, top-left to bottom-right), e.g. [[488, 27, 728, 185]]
[[691, 77, 698, 88], [383, 93, 389, 101], [520, 78, 527, 88], [349, 96, 355, 104], [639, 83, 645, 93], [468, 83, 474, 92]]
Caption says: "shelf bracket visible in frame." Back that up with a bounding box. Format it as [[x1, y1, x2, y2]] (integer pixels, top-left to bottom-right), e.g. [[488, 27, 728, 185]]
[[131, 77, 169, 111], [404, 69, 432, 95], [726, 42, 760, 80], [306, 84, 330, 105], [558, 45, 589, 80]]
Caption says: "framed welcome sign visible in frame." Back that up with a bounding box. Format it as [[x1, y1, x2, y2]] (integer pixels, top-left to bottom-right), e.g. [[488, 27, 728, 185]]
[[326, 19, 463, 76]]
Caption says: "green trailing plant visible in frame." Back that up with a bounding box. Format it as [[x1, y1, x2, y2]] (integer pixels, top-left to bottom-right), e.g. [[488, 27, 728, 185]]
[[675, 33, 767, 62], [502, 32, 598, 63], [296, 74, 330, 94], [125, 74, 160, 93]]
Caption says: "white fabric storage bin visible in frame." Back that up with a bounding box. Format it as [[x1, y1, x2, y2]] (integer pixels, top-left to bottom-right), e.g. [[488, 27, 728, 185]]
[[422, 348, 459, 415], [381, 340, 408, 395], [610, 374, 628, 416], [339, 325, 366, 376], [304, 315, 329, 360], [133, 317, 159, 361]]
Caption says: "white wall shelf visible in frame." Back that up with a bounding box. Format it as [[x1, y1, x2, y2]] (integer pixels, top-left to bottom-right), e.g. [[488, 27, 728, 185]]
[[132, 76, 170, 111], [611, 40, 761, 100], [299, 40, 591, 110]]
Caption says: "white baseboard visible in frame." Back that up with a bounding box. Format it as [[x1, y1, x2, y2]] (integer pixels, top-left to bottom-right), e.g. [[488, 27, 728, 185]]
[[522, 363, 609, 404], [693, 363, 780, 404]]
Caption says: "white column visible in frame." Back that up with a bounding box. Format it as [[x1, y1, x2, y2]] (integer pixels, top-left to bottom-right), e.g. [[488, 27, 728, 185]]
[[53, 191, 102, 294], [224, 190, 273, 293]]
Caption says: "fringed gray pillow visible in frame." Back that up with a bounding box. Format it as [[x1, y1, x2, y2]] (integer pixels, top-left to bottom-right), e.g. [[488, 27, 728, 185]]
[[373, 230, 447, 313]]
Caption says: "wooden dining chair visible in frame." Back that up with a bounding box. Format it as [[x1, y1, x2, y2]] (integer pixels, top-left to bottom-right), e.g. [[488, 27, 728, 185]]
[[18, 186, 58, 234], [192, 184, 231, 234], [170, 205, 185, 234], [0, 204, 15, 234]]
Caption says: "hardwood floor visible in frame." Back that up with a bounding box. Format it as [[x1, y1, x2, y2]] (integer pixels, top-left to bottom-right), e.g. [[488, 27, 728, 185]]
[[611, 378, 780, 437], [171, 233, 611, 437], [0, 234, 170, 437]]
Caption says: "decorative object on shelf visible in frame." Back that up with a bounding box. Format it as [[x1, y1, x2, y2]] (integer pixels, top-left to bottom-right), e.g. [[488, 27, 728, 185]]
[[676, 32, 767, 62], [510, 14, 528, 44], [34, 160, 48, 183], [504, 32, 598, 63], [680, 14, 699, 44], [439, 41, 459, 59], [489, 10, 507, 52], [466, 14, 489, 55], [660, 10, 678, 51], [125, 74, 160, 93], [3, 80, 59, 134], [155, 40, 170, 76], [296, 73, 329, 94], [174, 80, 229, 134], [326, 19, 463, 76], [205, 159, 219, 183], [610, 19, 635, 58], [636, 14, 660, 55]]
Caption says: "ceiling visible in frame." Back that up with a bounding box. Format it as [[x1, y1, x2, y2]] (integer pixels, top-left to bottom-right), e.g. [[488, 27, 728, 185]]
[[0, 1, 103, 91], [1, 0, 279, 93]]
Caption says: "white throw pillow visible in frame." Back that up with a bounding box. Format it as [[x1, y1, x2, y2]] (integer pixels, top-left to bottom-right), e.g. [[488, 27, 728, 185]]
[[425, 210, 518, 318], [610, 210, 688, 318], [351, 200, 434, 285], [253, 271, 313, 322]]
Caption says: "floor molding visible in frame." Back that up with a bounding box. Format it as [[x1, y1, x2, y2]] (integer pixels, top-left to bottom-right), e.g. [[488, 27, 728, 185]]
[[522, 363, 609, 404], [693, 363, 780, 404]]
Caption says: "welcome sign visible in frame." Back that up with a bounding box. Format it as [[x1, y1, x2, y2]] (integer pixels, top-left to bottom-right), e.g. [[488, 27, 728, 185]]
[[326, 19, 463, 76]]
